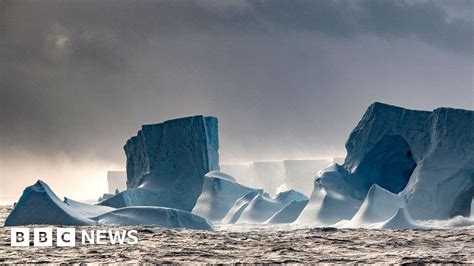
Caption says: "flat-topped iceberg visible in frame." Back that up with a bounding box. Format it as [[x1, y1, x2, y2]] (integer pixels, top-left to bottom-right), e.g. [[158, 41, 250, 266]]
[[298, 102, 474, 225], [122, 115, 219, 211]]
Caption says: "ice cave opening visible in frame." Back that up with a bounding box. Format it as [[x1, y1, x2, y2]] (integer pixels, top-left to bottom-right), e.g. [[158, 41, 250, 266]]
[[352, 134, 417, 195]]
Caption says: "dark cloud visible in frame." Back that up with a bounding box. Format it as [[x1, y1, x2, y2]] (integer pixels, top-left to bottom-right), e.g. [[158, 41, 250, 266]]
[[0, 0, 472, 200]]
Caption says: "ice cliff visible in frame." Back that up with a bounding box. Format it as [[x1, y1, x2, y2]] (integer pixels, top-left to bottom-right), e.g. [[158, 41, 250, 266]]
[[109, 116, 219, 212], [299, 102, 474, 225]]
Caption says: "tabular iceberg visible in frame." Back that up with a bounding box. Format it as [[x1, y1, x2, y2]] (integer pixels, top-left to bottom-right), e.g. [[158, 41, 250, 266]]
[[298, 102, 474, 225], [192, 171, 263, 222], [105, 116, 219, 212]]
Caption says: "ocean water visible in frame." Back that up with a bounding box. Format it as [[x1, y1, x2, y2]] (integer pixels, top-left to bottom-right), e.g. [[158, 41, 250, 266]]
[[0, 205, 473, 264]]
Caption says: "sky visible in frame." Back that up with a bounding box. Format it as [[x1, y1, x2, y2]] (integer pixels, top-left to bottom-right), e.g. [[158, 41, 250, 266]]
[[0, 0, 473, 202]]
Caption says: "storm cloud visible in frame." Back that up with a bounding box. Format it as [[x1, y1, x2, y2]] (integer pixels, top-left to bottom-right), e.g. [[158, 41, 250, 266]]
[[0, 0, 472, 201]]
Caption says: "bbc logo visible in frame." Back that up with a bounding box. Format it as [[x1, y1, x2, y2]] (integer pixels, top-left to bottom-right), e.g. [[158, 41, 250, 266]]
[[10, 227, 75, 247]]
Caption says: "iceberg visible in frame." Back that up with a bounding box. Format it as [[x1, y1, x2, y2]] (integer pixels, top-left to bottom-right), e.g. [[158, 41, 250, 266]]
[[264, 199, 308, 224], [295, 181, 361, 226], [192, 171, 263, 222], [301, 102, 473, 224], [122, 115, 219, 211], [236, 190, 307, 224], [107, 171, 127, 193], [5, 180, 213, 229], [221, 191, 264, 224], [94, 207, 212, 229], [5, 181, 96, 226]]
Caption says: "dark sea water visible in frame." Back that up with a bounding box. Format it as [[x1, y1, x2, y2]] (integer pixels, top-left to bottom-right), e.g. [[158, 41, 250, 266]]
[[0, 205, 473, 264]]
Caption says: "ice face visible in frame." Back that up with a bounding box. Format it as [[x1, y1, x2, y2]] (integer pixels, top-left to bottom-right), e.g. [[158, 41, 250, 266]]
[[192, 171, 263, 222], [107, 171, 127, 194], [304, 102, 473, 223], [124, 116, 219, 211]]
